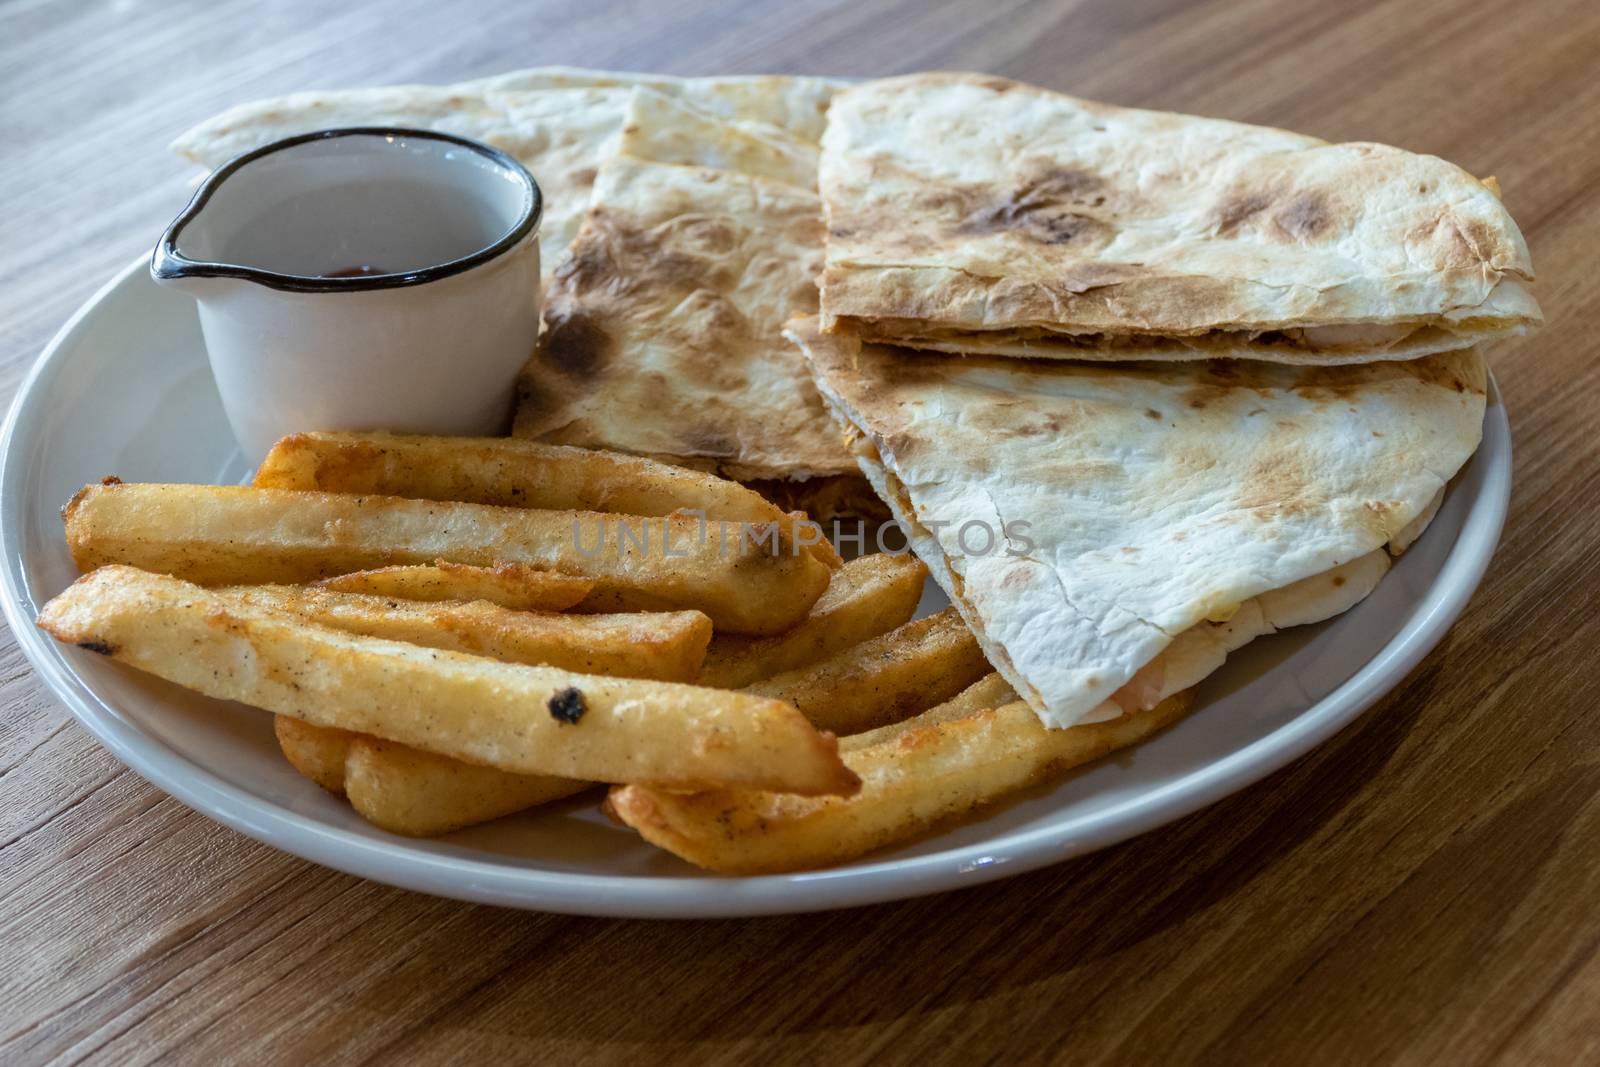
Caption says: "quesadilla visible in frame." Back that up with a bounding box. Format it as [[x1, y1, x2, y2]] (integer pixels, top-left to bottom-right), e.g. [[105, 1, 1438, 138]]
[[818, 73, 1540, 364], [790, 317, 1486, 727], [170, 69, 840, 288]]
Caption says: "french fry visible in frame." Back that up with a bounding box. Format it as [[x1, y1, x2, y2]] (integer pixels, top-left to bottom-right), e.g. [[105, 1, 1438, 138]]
[[840, 672, 1016, 752], [253, 431, 841, 567], [215, 585, 711, 680], [697, 552, 928, 688], [608, 690, 1195, 874], [320, 561, 593, 612], [744, 607, 993, 735], [343, 737, 591, 837], [258, 578, 653, 829], [64, 482, 829, 635], [275, 715, 355, 794], [38, 567, 859, 795], [257, 580, 704, 822]]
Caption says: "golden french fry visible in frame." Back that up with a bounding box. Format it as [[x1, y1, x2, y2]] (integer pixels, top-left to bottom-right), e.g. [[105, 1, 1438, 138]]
[[840, 672, 1016, 752], [256, 578, 644, 833], [64, 482, 829, 635], [698, 552, 928, 688], [343, 737, 591, 837], [254, 580, 702, 829], [609, 690, 1194, 874], [39, 567, 859, 795], [744, 607, 993, 735], [320, 561, 594, 612], [274, 714, 355, 794], [252, 431, 840, 567], [214, 584, 711, 681]]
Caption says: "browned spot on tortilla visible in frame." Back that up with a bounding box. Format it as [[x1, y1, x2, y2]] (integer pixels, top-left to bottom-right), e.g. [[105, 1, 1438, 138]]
[[953, 167, 1112, 246], [978, 76, 1018, 93], [1172, 447, 1219, 475], [570, 166, 598, 188], [559, 209, 720, 297], [999, 566, 1033, 590], [1332, 575, 1347, 587], [1213, 192, 1274, 236], [1179, 380, 1241, 411], [541, 309, 612, 379], [1455, 215, 1497, 265], [1408, 210, 1495, 270], [1143, 408, 1162, 420], [1292, 378, 1362, 403], [1274, 193, 1331, 240], [1235, 452, 1312, 516], [513, 371, 553, 424], [788, 213, 825, 247], [959, 400, 1073, 441]]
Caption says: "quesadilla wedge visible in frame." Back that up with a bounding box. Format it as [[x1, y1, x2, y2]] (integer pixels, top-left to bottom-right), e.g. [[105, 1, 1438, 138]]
[[513, 155, 856, 485], [790, 317, 1487, 727], [818, 73, 1539, 365]]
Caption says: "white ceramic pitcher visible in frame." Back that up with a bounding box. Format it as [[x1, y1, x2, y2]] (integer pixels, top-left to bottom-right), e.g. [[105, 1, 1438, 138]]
[[152, 127, 542, 464]]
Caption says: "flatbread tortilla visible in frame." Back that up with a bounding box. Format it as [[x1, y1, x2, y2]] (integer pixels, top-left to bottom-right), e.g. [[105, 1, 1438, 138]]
[[791, 317, 1487, 727], [818, 72, 1540, 364], [513, 156, 854, 481]]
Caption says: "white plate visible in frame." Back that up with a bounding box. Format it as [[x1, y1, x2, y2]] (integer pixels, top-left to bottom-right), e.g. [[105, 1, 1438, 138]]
[[0, 257, 1510, 917]]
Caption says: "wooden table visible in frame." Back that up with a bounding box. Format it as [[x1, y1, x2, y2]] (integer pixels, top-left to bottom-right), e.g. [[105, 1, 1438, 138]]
[[3, 0, 1597, 1062]]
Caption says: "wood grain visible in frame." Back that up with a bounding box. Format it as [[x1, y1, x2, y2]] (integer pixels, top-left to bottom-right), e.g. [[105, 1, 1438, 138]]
[[2, 0, 1598, 1063]]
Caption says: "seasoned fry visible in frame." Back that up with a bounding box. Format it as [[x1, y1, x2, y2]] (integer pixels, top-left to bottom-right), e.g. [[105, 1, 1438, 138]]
[[255, 579, 650, 834], [840, 672, 1016, 752], [320, 561, 594, 612], [64, 482, 829, 635], [253, 430, 841, 566], [255, 582, 704, 830], [609, 690, 1194, 874], [744, 607, 993, 735], [39, 567, 859, 795], [215, 584, 711, 680], [698, 552, 927, 688], [344, 737, 590, 836], [275, 714, 355, 794]]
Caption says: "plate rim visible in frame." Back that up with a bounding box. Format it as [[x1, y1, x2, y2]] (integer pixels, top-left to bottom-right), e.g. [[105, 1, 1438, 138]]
[[0, 256, 1512, 917]]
